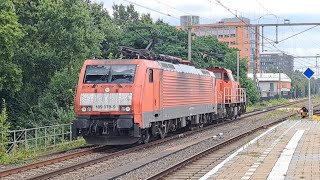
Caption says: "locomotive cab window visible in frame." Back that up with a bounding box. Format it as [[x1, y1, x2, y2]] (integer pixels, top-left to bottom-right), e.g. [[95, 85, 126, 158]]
[[149, 69, 153, 83], [223, 72, 229, 82], [214, 72, 222, 79], [84, 65, 136, 84]]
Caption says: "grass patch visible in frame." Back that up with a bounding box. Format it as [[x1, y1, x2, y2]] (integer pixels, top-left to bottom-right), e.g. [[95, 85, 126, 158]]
[[247, 98, 293, 112], [247, 96, 308, 112], [0, 138, 86, 165]]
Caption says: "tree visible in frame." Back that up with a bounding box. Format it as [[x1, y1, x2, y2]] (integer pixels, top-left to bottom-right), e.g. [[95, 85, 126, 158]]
[[30, 62, 82, 126], [0, 99, 10, 154], [289, 70, 308, 97], [192, 36, 229, 67], [10, 0, 108, 127], [0, 0, 23, 93], [0, 0, 24, 129], [112, 4, 139, 27]]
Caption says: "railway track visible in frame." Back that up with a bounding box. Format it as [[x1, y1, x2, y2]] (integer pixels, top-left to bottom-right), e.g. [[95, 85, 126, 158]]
[[0, 145, 103, 177], [146, 103, 320, 180], [0, 99, 309, 180], [146, 113, 294, 180]]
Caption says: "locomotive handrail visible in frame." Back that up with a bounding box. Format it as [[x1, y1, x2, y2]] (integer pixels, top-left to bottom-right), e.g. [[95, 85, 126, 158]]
[[224, 87, 246, 104]]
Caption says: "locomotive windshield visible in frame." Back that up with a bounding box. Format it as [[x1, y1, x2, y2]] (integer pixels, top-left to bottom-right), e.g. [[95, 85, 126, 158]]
[[214, 72, 222, 79], [84, 64, 136, 84]]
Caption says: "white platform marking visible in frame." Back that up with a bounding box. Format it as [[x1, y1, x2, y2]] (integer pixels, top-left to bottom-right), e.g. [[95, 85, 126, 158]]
[[267, 130, 305, 180], [199, 120, 288, 180], [240, 120, 301, 179]]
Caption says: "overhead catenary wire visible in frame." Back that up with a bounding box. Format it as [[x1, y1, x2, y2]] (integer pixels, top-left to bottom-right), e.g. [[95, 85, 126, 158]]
[[297, 26, 320, 49], [213, 0, 317, 71], [251, 0, 320, 72], [152, 0, 216, 23], [113, 0, 316, 71], [121, 0, 180, 19], [213, 0, 278, 47], [277, 25, 319, 43]]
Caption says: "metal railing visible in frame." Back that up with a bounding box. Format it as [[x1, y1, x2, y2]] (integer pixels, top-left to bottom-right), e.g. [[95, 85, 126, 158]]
[[1, 123, 72, 153], [224, 87, 246, 103]]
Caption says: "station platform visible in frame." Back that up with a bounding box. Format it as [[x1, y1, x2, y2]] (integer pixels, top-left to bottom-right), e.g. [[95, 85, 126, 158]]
[[200, 120, 320, 180]]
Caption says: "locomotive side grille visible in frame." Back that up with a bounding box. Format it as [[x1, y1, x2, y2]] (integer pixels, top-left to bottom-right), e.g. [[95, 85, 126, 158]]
[[162, 72, 215, 107]]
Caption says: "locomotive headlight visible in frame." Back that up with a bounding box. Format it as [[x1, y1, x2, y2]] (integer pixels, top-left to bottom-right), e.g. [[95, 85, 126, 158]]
[[81, 107, 87, 112], [120, 106, 131, 112], [125, 106, 131, 112]]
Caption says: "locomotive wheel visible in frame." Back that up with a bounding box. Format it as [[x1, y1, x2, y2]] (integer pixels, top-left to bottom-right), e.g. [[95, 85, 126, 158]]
[[158, 127, 166, 139], [141, 129, 150, 144]]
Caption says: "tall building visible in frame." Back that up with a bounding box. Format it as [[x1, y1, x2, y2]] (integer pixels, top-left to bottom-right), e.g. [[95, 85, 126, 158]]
[[260, 52, 294, 74], [177, 17, 260, 73]]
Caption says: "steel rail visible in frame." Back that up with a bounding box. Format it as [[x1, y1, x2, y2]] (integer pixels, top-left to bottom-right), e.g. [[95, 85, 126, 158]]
[[0, 99, 309, 179], [0, 145, 109, 178], [146, 113, 294, 180], [147, 103, 320, 180]]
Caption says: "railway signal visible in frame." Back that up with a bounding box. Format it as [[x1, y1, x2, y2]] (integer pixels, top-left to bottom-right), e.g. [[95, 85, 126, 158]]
[[303, 68, 314, 119]]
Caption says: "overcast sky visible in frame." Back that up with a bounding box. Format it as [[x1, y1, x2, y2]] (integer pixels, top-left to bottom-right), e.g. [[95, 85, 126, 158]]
[[96, 0, 320, 72]]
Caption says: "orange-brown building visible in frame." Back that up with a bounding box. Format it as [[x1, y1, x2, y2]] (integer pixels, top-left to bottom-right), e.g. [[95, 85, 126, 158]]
[[178, 17, 260, 73]]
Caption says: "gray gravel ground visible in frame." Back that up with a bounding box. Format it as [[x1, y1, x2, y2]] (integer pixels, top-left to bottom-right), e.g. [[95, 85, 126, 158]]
[[53, 109, 292, 180], [0, 144, 94, 171], [115, 120, 297, 180], [1, 148, 117, 180], [1, 100, 311, 180]]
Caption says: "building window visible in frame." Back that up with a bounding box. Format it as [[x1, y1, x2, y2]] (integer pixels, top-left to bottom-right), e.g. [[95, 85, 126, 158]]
[[270, 83, 274, 91], [230, 41, 236, 45], [224, 34, 230, 38], [230, 34, 236, 38], [218, 35, 223, 38]]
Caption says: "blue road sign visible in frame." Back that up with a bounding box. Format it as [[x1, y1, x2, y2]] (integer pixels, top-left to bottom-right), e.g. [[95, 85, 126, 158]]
[[304, 68, 314, 79]]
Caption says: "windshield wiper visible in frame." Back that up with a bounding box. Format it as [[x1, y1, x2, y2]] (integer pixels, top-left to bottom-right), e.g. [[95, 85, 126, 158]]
[[92, 67, 112, 88]]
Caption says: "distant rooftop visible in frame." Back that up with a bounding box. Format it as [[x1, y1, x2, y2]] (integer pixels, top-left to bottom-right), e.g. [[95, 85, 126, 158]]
[[247, 73, 291, 82], [220, 17, 250, 23], [260, 51, 293, 56]]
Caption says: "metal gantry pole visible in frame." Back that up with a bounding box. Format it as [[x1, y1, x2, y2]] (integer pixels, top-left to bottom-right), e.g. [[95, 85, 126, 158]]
[[309, 78, 311, 119], [188, 27, 192, 61], [316, 56, 318, 79], [279, 71, 281, 98], [253, 55, 257, 90], [237, 51, 240, 82], [261, 26, 264, 52]]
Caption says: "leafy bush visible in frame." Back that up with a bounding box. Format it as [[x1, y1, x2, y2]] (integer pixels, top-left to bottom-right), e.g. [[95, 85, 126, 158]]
[[0, 99, 10, 155]]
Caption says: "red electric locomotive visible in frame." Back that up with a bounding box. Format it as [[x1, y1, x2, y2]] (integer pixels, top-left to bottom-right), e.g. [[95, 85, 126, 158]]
[[72, 54, 246, 145]]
